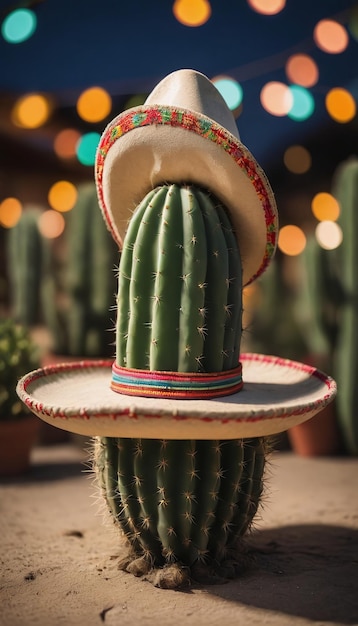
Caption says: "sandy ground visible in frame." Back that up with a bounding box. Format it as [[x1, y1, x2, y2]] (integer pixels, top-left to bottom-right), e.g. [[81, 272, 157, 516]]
[[1, 441, 358, 626]]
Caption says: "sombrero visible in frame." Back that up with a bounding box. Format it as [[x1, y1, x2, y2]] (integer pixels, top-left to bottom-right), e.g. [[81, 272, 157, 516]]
[[95, 68, 278, 287], [16, 69, 336, 439]]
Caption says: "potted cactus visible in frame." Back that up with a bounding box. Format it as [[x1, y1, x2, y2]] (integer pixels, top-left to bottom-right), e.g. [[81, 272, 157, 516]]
[[16, 70, 336, 588], [0, 319, 40, 476]]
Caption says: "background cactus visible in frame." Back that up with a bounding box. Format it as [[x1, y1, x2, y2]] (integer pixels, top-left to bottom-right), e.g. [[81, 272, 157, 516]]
[[62, 182, 118, 356], [5, 184, 119, 358], [7, 207, 55, 327], [332, 158, 358, 455], [95, 184, 269, 586]]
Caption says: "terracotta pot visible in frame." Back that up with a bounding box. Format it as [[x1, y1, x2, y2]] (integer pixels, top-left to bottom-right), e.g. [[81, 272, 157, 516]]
[[288, 401, 342, 457], [0, 416, 40, 477]]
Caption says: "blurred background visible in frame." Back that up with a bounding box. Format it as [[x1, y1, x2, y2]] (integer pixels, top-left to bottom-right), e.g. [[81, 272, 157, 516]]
[[0, 0, 358, 456]]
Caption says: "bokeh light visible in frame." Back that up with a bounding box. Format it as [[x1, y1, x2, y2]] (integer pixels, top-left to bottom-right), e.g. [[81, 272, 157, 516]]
[[283, 145, 312, 174], [311, 192, 340, 222], [0, 197, 22, 228], [288, 85, 315, 121], [285, 54, 319, 87], [212, 76, 243, 111], [260, 81, 292, 116], [1, 8, 37, 43], [48, 181, 78, 213], [76, 132, 100, 166], [278, 225, 306, 256], [76, 87, 112, 123], [315, 221, 343, 250], [325, 88, 356, 123], [54, 129, 81, 159], [313, 19, 349, 54], [248, 0, 286, 15], [38, 210, 65, 239], [12, 93, 52, 129], [173, 0, 211, 27]]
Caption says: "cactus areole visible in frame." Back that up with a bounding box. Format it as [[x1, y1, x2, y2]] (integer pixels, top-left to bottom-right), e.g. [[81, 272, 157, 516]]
[[17, 69, 337, 588]]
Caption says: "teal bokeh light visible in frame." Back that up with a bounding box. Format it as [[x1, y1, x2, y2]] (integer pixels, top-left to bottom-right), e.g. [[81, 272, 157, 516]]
[[76, 133, 101, 166], [214, 78, 243, 111], [1, 9, 37, 44], [288, 85, 315, 121]]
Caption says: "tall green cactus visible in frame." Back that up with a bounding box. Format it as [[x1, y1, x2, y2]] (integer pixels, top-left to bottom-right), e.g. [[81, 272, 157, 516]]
[[294, 157, 358, 455], [6, 207, 54, 327], [95, 184, 268, 587], [37, 183, 118, 357], [63, 182, 119, 356], [332, 158, 358, 455]]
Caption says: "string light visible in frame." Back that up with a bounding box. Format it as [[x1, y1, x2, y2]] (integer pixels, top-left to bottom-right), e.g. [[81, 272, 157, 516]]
[[212, 76, 243, 111], [325, 88, 356, 123], [311, 192, 340, 222], [278, 225, 306, 256], [11, 94, 52, 129], [38, 210, 65, 239], [313, 19, 349, 54], [285, 54, 318, 88], [54, 129, 81, 159], [247, 0, 286, 15], [260, 81, 292, 116], [76, 87, 112, 123], [1, 8, 37, 43], [173, 0, 211, 27], [315, 221, 343, 250], [288, 85, 315, 121], [76, 132, 100, 166], [283, 145, 311, 174], [48, 181, 78, 213], [0, 197, 22, 228]]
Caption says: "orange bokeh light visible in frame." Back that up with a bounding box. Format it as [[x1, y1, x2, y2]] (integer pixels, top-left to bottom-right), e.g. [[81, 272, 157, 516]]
[[248, 0, 286, 15], [285, 54, 319, 87], [325, 88, 356, 123], [76, 87, 112, 123], [11, 93, 52, 129], [173, 0, 211, 27], [311, 192, 340, 221], [54, 129, 81, 159], [278, 225, 306, 256], [0, 197, 22, 228], [314, 19, 349, 54], [48, 181, 78, 213]]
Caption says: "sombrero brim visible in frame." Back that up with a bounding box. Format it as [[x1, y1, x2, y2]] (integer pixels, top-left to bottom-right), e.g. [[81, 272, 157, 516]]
[[17, 353, 336, 440], [95, 104, 277, 286]]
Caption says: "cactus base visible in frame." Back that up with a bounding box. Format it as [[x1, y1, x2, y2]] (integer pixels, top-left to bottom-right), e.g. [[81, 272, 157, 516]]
[[94, 436, 268, 587]]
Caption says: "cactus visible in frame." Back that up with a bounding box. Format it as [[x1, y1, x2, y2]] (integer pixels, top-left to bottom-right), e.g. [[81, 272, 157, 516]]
[[6, 207, 54, 327], [63, 182, 119, 356], [294, 157, 358, 455], [95, 184, 268, 586], [331, 158, 358, 455]]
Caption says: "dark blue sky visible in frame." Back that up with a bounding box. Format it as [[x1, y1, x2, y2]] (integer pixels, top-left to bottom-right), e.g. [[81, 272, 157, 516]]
[[1, 0, 357, 166]]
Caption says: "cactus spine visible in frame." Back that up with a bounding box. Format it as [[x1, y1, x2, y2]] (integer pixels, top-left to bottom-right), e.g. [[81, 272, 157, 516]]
[[95, 184, 268, 585]]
